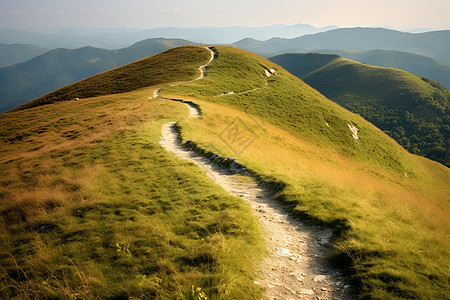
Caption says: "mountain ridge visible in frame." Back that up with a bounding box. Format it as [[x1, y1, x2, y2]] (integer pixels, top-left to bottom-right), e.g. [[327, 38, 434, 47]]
[[0, 43, 49, 67], [2, 27, 449, 112], [12, 45, 210, 111], [232, 27, 450, 63], [0, 23, 338, 49]]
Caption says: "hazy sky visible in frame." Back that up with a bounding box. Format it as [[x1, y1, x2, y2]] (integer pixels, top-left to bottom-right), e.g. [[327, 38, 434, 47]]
[[1, 0, 449, 31]]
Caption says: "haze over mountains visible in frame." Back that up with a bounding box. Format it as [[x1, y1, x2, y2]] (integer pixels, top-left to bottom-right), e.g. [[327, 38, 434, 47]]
[[233, 27, 450, 63], [0, 23, 337, 49], [0, 43, 48, 67]]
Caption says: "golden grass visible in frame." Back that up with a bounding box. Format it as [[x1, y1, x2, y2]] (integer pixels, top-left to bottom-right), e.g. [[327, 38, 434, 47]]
[[2, 44, 448, 299], [170, 97, 450, 299], [0, 87, 265, 299]]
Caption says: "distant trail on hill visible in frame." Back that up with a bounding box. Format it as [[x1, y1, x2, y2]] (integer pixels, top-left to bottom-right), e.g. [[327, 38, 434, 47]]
[[218, 68, 276, 97], [196, 46, 215, 80], [157, 47, 354, 299]]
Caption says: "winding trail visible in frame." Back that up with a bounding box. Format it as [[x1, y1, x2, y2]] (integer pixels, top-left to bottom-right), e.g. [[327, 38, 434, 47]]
[[218, 68, 274, 97], [158, 46, 354, 299], [196, 46, 215, 80]]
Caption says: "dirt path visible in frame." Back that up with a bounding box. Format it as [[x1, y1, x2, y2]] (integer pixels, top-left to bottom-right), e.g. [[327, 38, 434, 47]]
[[157, 46, 354, 299], [196, 46, 215, 80], [159, 104, 354, 299]]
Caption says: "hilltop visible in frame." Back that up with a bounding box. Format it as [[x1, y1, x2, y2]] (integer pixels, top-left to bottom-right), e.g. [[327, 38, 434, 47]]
[[0, 38, 195, 112], [294, 49, 450, 89], [2, 46, 449, 299], [270, 53, 449, 166]]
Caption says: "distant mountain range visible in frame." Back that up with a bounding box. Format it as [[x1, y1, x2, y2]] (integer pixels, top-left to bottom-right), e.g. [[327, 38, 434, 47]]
[[270, 53, 449, 166], [233, 27, 450, 63], [0, 38, 195, 112], [0, 23, 338, 49], [0, 43, 49, 67]]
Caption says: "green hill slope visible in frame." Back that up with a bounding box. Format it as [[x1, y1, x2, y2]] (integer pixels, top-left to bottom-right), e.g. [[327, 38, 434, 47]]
[[3, 46, 449, 299], [1, 46, 265, 299], [299, 49, 450, 89], [161, 46, 449, 299], [0, 38, 195, 112], [270, 53, 450, 166], [165, 47, 421, 173]]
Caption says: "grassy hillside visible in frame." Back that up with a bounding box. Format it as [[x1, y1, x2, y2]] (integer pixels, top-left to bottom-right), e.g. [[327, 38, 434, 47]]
[[0, 75, 264, 298], [165, 47, 418, 174], [3, 45, 449, 299], [270, 53, 450, 167], [232, 28, 450, 63], [0, 38, 195, 112], [299, 49, 450, 89], [161, 46, 449, 299], [175, 99, 450, 300], [13, 45, 209, 111]]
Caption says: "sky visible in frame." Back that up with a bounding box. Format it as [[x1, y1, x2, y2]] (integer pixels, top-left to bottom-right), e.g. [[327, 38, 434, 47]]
[[1, 0, 449, 31]]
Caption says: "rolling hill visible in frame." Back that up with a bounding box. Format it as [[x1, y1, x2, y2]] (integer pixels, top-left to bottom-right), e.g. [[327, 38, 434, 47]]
[[270, 53, 450, 166], [1, 46, 449, 299], [0, 38, 196, 112], [232, 27, 450, 63], [295, 49, 450, 89], [0, 43, 49, 67]]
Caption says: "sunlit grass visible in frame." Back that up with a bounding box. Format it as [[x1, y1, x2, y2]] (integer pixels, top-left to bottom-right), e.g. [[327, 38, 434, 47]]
[[0, 88, 264, 299], [171, 97, 450, 299], [159, 45, 449, 299], [163, 46, 420, 176], [2, 44, 449, 299]]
